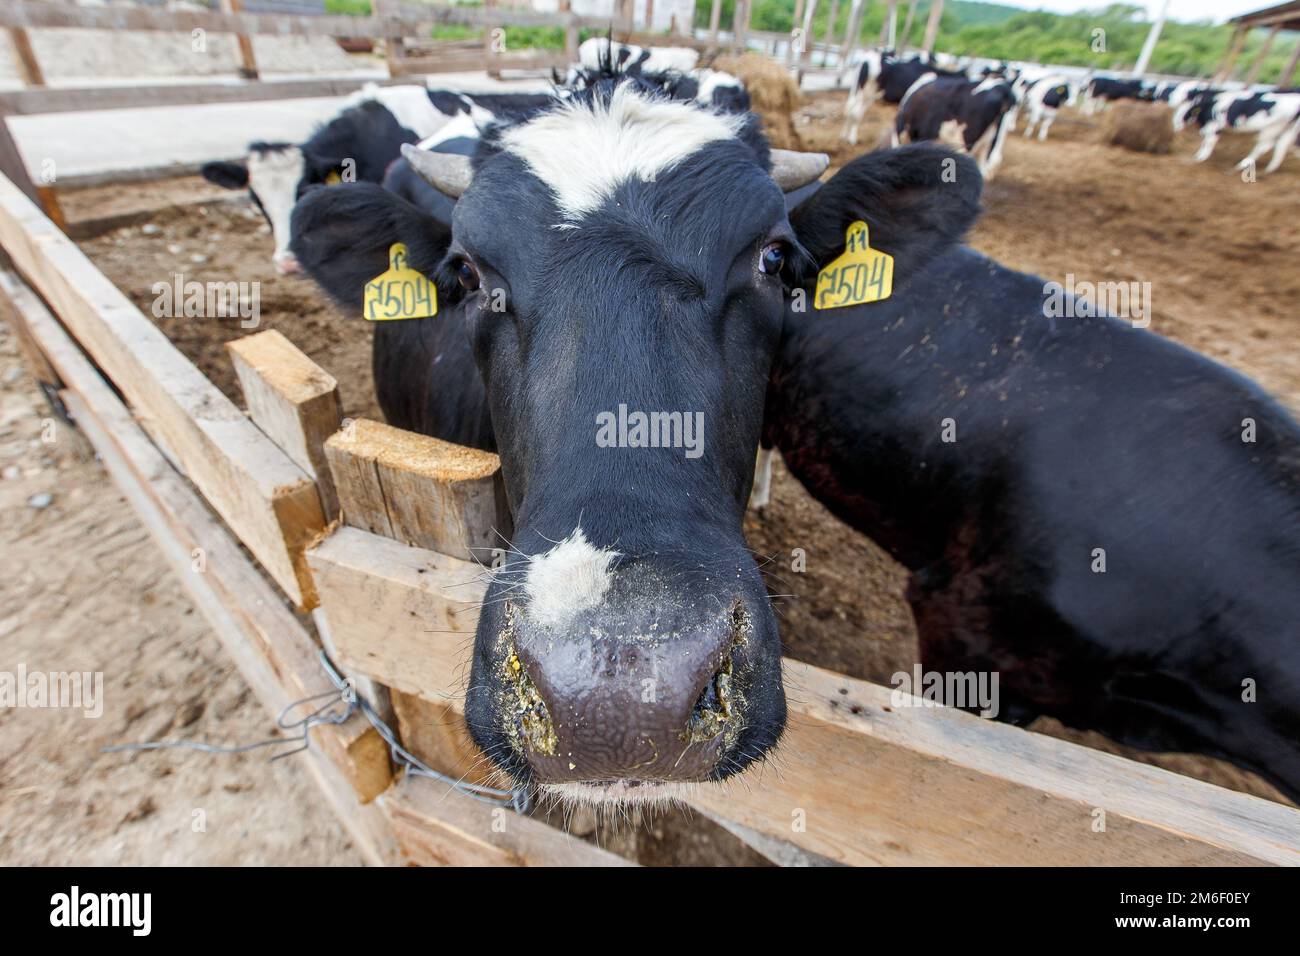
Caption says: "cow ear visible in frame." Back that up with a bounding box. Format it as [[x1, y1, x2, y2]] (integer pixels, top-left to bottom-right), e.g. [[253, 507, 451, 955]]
[[289, 183, 450, 313], [200, 160, 248, 190], [790, 144, 982, 283]]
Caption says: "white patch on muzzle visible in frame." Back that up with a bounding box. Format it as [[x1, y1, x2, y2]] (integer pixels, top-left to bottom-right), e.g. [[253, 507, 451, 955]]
[[499, 83, 746, 220], [522, 528, 619, 629], [246, 146, 306, 271]]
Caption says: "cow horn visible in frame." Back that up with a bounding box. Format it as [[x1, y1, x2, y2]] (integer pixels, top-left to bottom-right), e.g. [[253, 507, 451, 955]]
[[401, 144, 473, 197], [770, 149, 829, 190]]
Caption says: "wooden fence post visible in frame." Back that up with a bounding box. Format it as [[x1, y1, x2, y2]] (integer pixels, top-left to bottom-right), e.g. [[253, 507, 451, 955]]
[[315, 419, 512, 792], [485, 0, 501, 79], [219, 0, 259, 80], [921, 0, 943, 54], [709, 0, 722, 42], [376, 0, 405, 77], [561, 0, 577, 62], [226, 330, 343, 521], [8, 28, 43, 87], [1245, 24, 1281, 84], [1215, 24, 1248, 82]]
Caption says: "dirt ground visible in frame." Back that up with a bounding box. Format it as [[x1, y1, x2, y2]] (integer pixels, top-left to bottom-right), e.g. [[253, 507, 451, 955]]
[[3, 90, 1295, 867]]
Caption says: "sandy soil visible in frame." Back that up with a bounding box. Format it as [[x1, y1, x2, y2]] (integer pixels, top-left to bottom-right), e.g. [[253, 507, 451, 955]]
[[0, 321, 362, 865], [4, 90, 1295, 868]]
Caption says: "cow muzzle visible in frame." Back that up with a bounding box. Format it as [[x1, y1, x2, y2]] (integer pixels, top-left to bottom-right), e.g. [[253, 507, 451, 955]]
[[469, 541, 782, 788]]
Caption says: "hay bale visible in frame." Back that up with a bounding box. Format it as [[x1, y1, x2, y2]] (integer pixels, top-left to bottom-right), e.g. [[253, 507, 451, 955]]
[[712, 53, 802, 149], [1101, 101, 1173, 155]]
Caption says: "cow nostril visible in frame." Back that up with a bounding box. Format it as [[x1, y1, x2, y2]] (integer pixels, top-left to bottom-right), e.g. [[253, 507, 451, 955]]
[[685, 655, 735, 744]]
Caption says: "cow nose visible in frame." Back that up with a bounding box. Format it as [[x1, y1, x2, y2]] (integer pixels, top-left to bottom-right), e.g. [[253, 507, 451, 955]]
[[274, 251, 301, 275], [506, 599, 751, 784]]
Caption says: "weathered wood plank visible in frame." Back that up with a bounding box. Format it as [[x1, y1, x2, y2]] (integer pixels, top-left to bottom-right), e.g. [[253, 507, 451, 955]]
[[380, 776, 635, 867], [325, 417, 509, 563], [307, 526, 485, 702], [391, 688, 498, 788], [0, 0, 635, 41], [0, 171, 325, 607], [305, 523, 1300, 867], [227, 329, 343, 520], [0, 77, 419, 116]]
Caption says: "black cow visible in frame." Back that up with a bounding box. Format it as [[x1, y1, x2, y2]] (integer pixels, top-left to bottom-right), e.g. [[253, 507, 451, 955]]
[[841, 50, 966, 144], [765, 158, 1300, 801], [893, 75, 1018, 178], [290, 74, 876, 807], [200, 85, 550, 273]]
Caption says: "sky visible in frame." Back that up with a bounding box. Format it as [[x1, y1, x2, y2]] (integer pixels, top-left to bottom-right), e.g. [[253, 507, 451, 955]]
[[991, 0, 1276, 25]]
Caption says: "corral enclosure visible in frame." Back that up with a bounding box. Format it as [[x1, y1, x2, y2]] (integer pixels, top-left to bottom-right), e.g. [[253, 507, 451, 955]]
[[2, 1, 1300, 867]]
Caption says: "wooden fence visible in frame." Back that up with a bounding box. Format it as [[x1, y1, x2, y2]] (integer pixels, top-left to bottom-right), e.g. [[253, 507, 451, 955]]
[[1, 165, 1298, 865], [0, 0, 745, 218]]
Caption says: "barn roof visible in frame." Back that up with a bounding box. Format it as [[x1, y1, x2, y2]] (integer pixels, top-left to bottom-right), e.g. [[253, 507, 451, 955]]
[[1229, 1, 1300, 32]]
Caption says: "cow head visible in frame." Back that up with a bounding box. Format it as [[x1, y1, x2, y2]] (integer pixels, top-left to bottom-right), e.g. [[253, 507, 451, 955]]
[[291, 76, 976, 808], [422, 79, 817, 804], [203, 144, 314, 275], [202, 102, 418, 274]]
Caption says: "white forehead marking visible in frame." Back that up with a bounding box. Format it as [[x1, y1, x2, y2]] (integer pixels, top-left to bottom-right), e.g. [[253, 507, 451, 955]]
[[499, 84, 747, 220], [246, 146, 305, 258], [522, 528, 619, 629]]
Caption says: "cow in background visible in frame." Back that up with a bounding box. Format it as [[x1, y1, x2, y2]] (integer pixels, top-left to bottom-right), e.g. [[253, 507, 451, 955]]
[[841, 50, 966, 144], [576, 36, 699, 76], [1019, 75, 1077, 141], [894, 75, 1018, 178], [1176, 88, 1300, 175], [200, 84, 548, 273]]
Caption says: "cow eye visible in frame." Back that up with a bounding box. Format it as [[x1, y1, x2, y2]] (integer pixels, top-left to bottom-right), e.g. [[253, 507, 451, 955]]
[[455, 259, 481, 292], [759, 242, 787, 276]]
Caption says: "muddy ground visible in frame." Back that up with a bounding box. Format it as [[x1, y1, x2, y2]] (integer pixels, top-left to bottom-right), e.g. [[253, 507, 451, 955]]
[[5, 91, 1294, 866]]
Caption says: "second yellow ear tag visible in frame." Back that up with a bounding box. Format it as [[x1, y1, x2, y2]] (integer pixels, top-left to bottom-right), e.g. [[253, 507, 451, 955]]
[[325, 170, 343, 185], [814, 221, 894, 310], [363, 243, 437, 322]]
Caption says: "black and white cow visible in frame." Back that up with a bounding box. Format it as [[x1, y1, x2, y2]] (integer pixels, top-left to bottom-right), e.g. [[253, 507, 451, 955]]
[[200, 85, 549, 273], [566, 65, 751, 114], [893, 74, 1018, 178], [765, 162, 1300, 801], [1080, 76, 1147, 115], [840, 50, 967, 144], [289, 73, 880, 805], [1176, 88, 1300, 175], [577, 36, 699, 76], [1018, 74, 1076, 141]]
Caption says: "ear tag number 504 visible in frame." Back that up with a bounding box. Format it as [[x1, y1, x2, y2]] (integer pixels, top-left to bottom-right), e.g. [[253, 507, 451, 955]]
[[363, 243, 437, 321], [814, 221, 894, 310]]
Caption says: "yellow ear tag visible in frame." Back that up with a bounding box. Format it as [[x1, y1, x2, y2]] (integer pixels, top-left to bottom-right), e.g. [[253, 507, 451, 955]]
[[814, 220, 894, 310], [363, 243, 437, 321], [325, 170, 342, 185]]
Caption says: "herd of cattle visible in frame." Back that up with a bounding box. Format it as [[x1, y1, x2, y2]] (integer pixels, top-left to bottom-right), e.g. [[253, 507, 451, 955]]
[[841, 47, 1300, 178], [197, 39, 1299, 807]]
